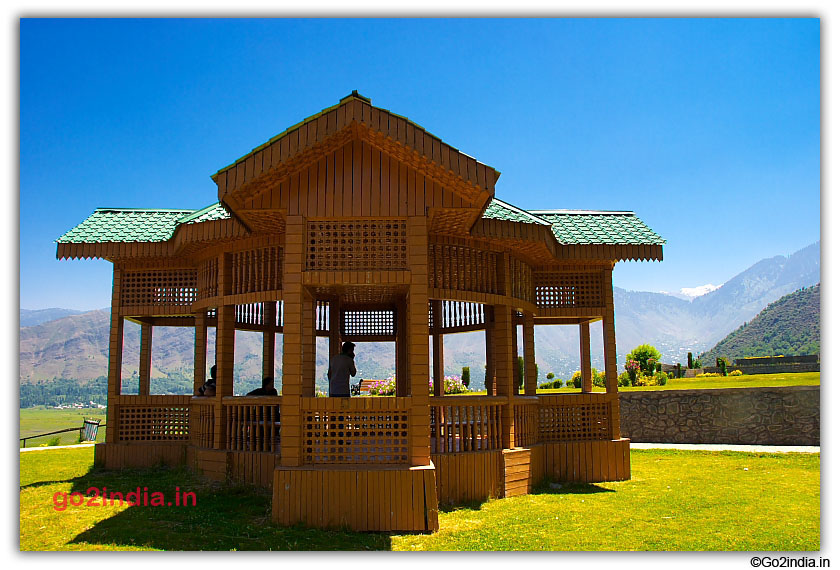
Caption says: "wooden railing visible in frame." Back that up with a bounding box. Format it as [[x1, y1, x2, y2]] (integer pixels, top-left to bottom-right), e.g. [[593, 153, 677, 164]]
[[513, 396, 539, 447], [223, 396, 281, 453], [301, 397, 410, 464], [116, 395, 191, 442], [429, 395, 506, 453], [536, 393, 614, 442], [189, 397, 216, 448]]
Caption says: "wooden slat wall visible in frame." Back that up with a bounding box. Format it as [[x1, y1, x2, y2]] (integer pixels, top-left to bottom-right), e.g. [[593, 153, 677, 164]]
[[431, 450, 503, 506], [241, 140, 475, 218], [272, 465, 438, 532], [542, 439, 631, 483]]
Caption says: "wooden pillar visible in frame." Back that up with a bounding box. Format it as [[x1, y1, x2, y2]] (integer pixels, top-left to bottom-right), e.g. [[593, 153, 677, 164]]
[[602, 267, 621, 440], [484, 305, 495, 395], [492, 304, 515, 449], [105, 266, 123, 443], [511, 315, 520, 395], [214, 252, 235, 449], [328, 298, 341, 361], [193, 311, 207, 394], [407, 216, 431, 466], [395, 297, 409, 397], [301, 291, 316, 397], [138, 323, 152, 396], [431, 299, 444, 397], [580, 320, 593, 393], [263, 302, 277, 382], [523, 312, 537, 396], [280, 216, 305, 466]]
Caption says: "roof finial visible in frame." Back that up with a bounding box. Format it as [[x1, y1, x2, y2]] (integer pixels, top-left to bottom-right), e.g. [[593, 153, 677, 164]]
[[341, 90, 371, 104]]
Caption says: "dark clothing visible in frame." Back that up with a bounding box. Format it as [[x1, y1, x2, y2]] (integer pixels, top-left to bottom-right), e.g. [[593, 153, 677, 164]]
[[328, 353, 356, 397], [246, 386, 278, 396]]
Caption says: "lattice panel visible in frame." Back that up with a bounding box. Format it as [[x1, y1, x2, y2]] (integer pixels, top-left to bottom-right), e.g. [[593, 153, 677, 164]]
[[342, 309, 395, 337], [316, 300, 330, 333], [197, 258, 218, 300], [225, 402, 280, 452], [119, 405, 190, 441], [534, 272, 604, 308], [306, 219, 407, 271], [430, 301, 485, 331], [236, 303, 266, 327], [514, 403, 539, 447], [537, 402, 611, 442], [302, 409, 410, 464], [231, 246, 283, 295], [510, 256, 534, 303], [121, 270, 198, 308], [190, 401, 215, 448], [428, 243, 500, 294], [430, 402, 503, 453]]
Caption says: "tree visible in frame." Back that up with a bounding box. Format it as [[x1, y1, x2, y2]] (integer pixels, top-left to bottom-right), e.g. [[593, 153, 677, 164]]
[[627, 344, 662, 376], [516, 356, 525, 390], [462, 366, 470, 388]]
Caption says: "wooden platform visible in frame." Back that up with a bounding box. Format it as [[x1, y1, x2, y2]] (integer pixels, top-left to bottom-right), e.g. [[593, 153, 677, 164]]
[[271, 464, 438, 532]]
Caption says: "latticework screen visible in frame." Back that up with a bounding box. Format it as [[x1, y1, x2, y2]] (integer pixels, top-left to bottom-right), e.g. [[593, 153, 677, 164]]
[[306, 219, 407, 271], [302, 408, 409, 464], [231, 246, 283, 295], [429, 401, 503, 453], [430, 301, 485, 331], [121, 269, 197, 308], [119, 405, 190, 442], [534, 272, 604, 308], [537, 401, 611, 441], [197, 258, 218, 300], [428, 243, 500, 294], [514, 402, 539, 447], [342, 309, 395, 337], [510, 256, 534, 304]]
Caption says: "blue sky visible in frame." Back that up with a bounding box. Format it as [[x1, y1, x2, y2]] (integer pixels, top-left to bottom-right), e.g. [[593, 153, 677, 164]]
[[20, 18, 820, 310]]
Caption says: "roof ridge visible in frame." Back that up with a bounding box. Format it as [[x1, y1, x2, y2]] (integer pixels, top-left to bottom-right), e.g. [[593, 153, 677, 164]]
[[488, 197, 551, 225], [93, 207, 195, 213], [529, 209, 636, 215]]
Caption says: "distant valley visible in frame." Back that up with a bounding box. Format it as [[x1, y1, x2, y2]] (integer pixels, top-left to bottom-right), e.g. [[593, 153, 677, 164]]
[[20, 241, 820, 401]]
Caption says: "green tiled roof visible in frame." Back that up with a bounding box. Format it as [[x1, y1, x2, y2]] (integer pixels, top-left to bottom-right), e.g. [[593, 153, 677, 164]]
[[528, 210, 666, 245], [56, 208, 194, 243], [481, 198, 551, 226]]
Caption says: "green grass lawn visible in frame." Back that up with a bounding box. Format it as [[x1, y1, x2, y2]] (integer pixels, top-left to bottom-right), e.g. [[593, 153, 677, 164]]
[[20, 446, 819, 551], [534, 372, 820, 394], [20, 407, 107, 448]]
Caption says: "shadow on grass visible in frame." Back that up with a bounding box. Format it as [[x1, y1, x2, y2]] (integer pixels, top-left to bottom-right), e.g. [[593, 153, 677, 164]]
[[51, 464, 393, 551], [530, 480, 617, 496]]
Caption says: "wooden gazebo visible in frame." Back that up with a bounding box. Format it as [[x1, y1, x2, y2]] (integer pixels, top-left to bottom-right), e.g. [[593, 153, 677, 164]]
[[57, 92, 665, 532]]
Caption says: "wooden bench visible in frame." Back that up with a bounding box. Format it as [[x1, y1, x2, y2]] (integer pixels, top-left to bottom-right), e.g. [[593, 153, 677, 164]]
[[351, 379, 380, 395]]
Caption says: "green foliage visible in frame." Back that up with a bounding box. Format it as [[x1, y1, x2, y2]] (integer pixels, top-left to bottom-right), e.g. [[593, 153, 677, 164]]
[[593, 369, 605, 388], [618, 372, 631, 387], [653, 371, 668, 386], [546, 372, 555, 380], [462, 367, 470, 388], [538, 381, 554, 389], [553, 380, 563, 389], [700, 284, 820, 364], [627, 344, 662, 375], [47, 436, 61, 446], [516, 356, 525, 390], [730, 369, 744, 376], [688, 352, 694, 369]]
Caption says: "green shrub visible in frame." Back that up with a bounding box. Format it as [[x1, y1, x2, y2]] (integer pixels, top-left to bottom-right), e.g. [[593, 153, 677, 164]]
[[553, 380, 562, 389], [546, 372, 555, 380], [627, 344, 662, 376], [462, 366, 471, 388], [730, 369, 744, 376], [618, 372, 631, 387], [516, 356, 524, 390], [538, 381, 553, 390], [593, 369, 605, 388], [47, 436, 61, 447], [654, 371, 668, 386]]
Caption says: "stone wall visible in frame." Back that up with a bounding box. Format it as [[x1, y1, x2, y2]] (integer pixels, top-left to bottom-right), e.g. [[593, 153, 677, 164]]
[[619, 386, 819, 445]]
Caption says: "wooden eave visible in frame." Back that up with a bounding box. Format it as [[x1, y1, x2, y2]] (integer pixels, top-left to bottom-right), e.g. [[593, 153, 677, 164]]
[[212, 95, 499, 214]]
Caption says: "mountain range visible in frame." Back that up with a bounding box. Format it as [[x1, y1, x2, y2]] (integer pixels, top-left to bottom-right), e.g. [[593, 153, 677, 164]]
[[19, 241, 820, 395], [699, 284, 820, 364]]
